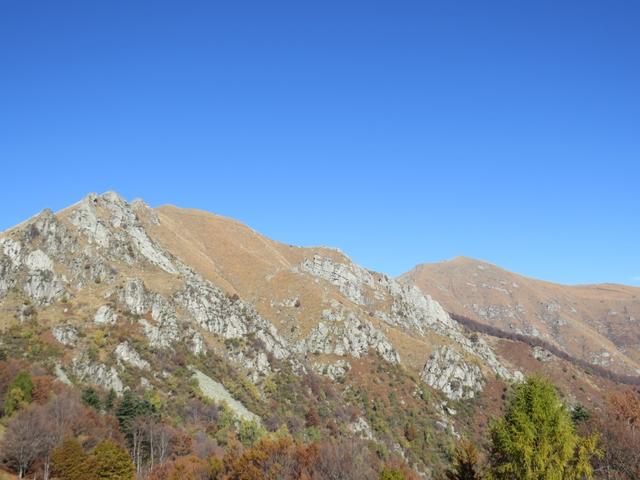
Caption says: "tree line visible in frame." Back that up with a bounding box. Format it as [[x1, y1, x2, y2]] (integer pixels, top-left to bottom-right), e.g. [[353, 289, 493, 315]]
[[449, 312, 640, 386]]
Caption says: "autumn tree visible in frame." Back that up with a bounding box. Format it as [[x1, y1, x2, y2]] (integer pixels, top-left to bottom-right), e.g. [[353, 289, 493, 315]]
[[32, 375, 59, 404], [0, 359, 25, 413], [3, 371, 34, 416], [128, 414, 176, 475], [381, 459, 419, 480], [148, 455, 214, 480], [311, 438, 378, 480], [0, 405, 51, 478], [89, 439, 135, 480], [488, 376, 599, 480], [51, 437, 90, 480], [238, 418, 266, 447], [1, 386, 124, 480], [587, 389, 640, 479], [226, 436, 298, 479], [446, 439, 483, 480]]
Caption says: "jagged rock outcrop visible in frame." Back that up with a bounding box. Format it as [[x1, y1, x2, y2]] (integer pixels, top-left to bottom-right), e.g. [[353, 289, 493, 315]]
[[175, 280, 290, 365], [115, 341, 150, 370], [533, 346, 553, 362], [303, 310, 399, 364], [0, 234, 66, 305], [298, 255, 376, 305], [52, 325, 78, 347], [72, 356, 124, 394], [24, 269, 66, 304], [94, 305, 117, 325], [69, 192, 178, 274], [297, 254, 521, 394], [121, 278, 149, 316], [421, 347, 484, 400], [312, 360, 351, 380], [349, 416, 375, 440]]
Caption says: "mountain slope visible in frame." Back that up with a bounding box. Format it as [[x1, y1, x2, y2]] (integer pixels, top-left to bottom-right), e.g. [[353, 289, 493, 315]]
[[400, 257, 640, 376], [0, 192, 528, 476], [2, 193, 634, 478]]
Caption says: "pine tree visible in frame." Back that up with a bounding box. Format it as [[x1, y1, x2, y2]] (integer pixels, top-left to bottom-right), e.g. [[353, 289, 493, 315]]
[[89, 440, 135, 480], [104, 388, 116, 411], [115, 391, 154, 432], [488, 376, 599, 480], [82, 387, 102, 410]]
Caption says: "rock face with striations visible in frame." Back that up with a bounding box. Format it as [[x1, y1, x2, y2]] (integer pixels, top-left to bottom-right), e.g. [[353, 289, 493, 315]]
[[421, 347, 484, 400]]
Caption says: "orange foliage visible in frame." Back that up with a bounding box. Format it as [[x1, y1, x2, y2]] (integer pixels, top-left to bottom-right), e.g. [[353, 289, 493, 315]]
[[148, 455, 215, 480]]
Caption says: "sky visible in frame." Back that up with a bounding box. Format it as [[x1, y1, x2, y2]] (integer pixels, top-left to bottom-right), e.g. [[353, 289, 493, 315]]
[[0, 1, 638, 285]]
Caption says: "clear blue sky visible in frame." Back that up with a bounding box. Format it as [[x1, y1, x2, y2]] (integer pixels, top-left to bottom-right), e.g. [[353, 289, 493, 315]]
[[1, 1, 638, 285]]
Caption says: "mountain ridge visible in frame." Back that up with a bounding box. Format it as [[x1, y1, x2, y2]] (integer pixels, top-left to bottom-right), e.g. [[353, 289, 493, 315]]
[[401, 257, 640, 377]]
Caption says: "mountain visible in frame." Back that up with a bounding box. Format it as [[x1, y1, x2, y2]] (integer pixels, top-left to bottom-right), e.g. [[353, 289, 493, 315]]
[[0, 193, 634, 478], [400, 256, 640, 376]]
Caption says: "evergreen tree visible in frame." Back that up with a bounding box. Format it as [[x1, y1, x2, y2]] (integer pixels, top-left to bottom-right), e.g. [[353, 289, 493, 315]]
[[115, 391, 155, 431], [488, 376, 599, 480], [571, 404, 591, 424], [104, 388, 116, 411], [82, 387, 102, 410], [89, 440, 135, 480]]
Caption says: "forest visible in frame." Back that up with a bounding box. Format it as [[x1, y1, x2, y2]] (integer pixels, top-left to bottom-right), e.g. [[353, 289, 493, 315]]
[[1, 354, 639, 480]]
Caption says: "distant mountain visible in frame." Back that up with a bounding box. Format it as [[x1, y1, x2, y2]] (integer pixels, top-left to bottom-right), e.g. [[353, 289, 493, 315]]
[[400, 256, 640, 376]]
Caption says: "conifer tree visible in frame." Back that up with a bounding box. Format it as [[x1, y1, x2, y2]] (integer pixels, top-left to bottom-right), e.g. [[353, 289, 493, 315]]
[[115, 391, 155, 432], [488, 376, 599, 480], [82, 387, 102, 410]]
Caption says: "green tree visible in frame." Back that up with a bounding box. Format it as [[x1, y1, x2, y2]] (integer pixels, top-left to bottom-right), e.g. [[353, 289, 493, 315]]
[[89, 440, 135, 480], [82, 387, 102, 410], [488, 376, 599, 480], [571, 404, 591, 424], [51, 437, 90, 480], [4, 372, 34, 416], [104, 389, 116, 411], [238, 419, 266, 447], [115, 391, 154, 431]]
